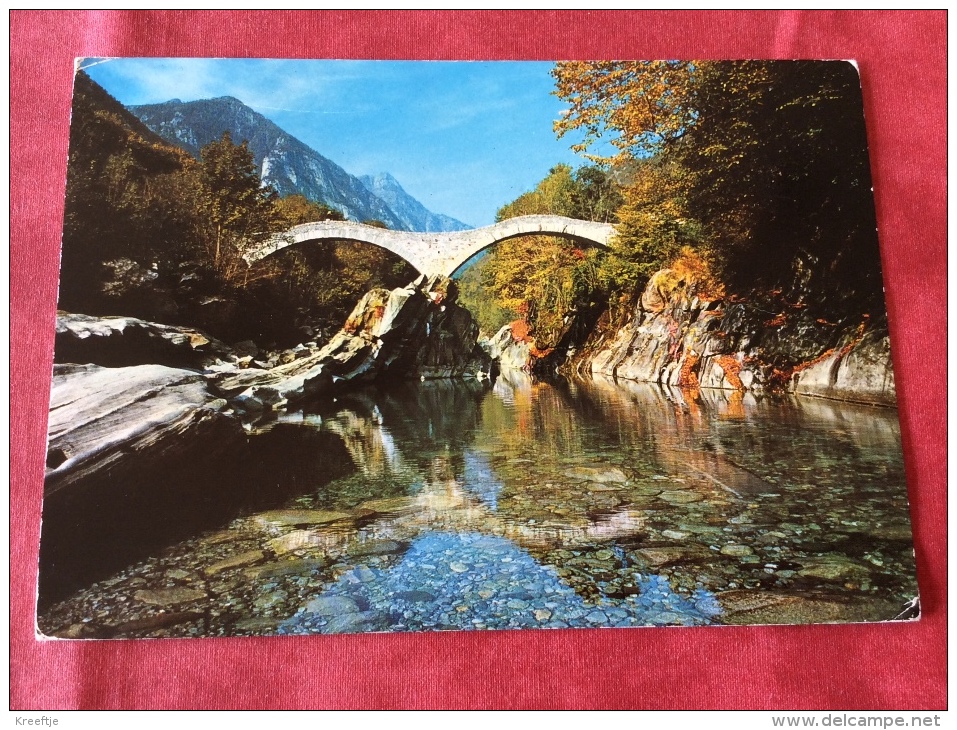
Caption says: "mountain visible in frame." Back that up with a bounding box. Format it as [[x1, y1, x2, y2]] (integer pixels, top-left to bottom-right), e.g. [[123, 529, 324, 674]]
[[129, 97, 467, 232], [359, 173, 469, 232]]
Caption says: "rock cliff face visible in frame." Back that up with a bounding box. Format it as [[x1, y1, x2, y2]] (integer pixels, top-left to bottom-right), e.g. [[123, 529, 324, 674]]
[[130, 97, 468, 232], [217, 275, 491, 411], [572, 268, 896, 406], [482, 324, 532, 372], [54, 311, 238, 369], [359, 172, 470, 232], [791, 330, 895, 405]]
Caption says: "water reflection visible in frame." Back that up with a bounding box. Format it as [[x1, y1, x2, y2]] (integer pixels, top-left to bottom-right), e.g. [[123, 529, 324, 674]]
[[38, 374, 918, 637], [266, 375, 915, 631]]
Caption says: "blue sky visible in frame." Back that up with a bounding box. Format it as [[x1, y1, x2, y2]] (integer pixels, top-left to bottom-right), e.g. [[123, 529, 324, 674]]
[[79, 58, 603, 228]]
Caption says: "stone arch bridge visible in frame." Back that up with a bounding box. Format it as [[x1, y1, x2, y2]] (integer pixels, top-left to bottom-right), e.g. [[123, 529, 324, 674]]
[[245, 214, 616, 279]]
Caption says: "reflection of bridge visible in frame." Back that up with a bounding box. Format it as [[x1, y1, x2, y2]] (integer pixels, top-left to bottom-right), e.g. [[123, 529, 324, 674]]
[[245, 214, 616, 278]]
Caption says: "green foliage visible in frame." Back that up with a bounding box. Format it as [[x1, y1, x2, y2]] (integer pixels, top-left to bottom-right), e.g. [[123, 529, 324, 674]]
[[681, 62, 879, 308], [567, 164, 625, 223], [196, 131, 281, 284], [462, 164, 620, 347], [60, 72, 202, 313], [456, 253, 517, 336], [274, 194, 345, 226], [598, 156, 701, 294]]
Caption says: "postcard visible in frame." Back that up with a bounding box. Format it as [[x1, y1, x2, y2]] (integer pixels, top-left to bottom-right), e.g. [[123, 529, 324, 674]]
[[37, 58, 918, 639]]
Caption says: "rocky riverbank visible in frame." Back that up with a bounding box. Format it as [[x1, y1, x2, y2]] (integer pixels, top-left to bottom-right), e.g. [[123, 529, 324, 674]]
[[216, 274, 490, 412], [40, 275, 490, 606], [481, 322, 532, 372], [567, 267, 897, 407], [38, 268, 906, 626]]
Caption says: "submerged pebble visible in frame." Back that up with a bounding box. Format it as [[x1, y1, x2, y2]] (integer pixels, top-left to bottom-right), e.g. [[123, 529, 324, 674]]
[[278, 532, 719, 635]]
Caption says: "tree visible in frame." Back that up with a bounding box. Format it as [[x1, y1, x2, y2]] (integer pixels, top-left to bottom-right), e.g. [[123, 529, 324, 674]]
[[59, 71, 202, 314], [552, 60, 882, 317], [461, 164, 621, 348], [274, 194, 345, 226], [197, 131, 280, 284], [567, 164, 625, 223], [600, 155, 700, 294], [552, 61, 696, 161], [680, 62, 879, 306]]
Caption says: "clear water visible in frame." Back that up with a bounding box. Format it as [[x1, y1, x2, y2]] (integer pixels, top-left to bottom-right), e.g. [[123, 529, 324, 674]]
[[38, 372, 918, 638]]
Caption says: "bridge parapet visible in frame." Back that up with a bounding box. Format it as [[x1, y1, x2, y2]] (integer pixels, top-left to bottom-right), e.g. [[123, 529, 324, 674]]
[[246, 214, 616, 278]]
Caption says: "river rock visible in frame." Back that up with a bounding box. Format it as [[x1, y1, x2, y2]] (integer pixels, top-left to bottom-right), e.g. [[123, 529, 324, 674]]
[[661, 530, 689, 540], [756, 530, 790, 545], [873, 523, 915, 541], [44, 363, 244, 497], [217, 275, 490, 409], [357, 496, 418, 515], [267, 530, 323, 555], [797, 555, 871, 581], [233, 617, 282, 633], [717, 589, 884, 625], [323, 612, 376, 634], [720, 544, 754, 557], [99, 611, 206, 638], [133, 586, 206, 606], [564, 466, 629, 483], [633, 545, 712, 567], [245, 558, 327, 580], [658, 490, 704, 504], [251, 510, 353, 529], [253, 589, 288, 612], [204, 550, 265, 576], [303, 594, 360, 616], [395, 590, 436, 603], [347, 540, 406, 557], [54, 311, 236, 369]]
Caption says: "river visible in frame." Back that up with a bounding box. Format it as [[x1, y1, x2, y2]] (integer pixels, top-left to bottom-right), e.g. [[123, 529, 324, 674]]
[[38, 372, 918, 638]]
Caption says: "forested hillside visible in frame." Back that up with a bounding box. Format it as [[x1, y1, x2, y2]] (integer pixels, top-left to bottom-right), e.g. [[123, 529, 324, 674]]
[[131, 96, 430, 230], [468, 61, 887, 378], [60, 72, 415, 346]]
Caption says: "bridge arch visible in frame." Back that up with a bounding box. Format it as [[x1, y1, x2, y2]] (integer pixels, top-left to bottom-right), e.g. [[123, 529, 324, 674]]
[[245, 214, 616, 279]]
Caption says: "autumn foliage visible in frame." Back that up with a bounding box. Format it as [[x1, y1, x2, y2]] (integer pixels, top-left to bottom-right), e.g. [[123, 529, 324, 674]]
[[552, 60, 884, 324], [60, 72, 416, 346], [458, 163, 621, 347]]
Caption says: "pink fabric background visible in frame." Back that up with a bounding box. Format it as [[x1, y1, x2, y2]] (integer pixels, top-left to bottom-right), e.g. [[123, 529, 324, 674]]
[[10, 11, 946, 710]]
